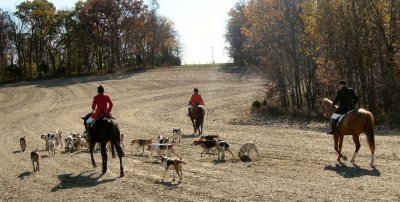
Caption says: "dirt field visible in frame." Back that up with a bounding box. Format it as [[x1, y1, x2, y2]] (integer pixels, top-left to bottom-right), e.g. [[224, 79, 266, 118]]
[[1, 65, 399, 201]]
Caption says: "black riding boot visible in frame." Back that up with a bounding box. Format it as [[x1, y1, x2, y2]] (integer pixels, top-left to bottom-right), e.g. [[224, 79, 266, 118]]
[[187, 108, 191, 116], [327, 119, 338, 135], [86, 123, 92, 139]]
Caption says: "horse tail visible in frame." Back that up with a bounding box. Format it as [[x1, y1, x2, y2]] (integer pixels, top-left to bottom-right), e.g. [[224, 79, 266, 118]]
[[364, 111, 375, 154]]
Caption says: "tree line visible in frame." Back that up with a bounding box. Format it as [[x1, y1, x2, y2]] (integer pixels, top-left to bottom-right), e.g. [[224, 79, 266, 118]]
[[0, 0, 182, 82], [226, 0, 400, 127]]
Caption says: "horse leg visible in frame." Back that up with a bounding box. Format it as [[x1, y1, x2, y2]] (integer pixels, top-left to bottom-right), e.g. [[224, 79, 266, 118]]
[[100, 143, 108, 174], [338, 135, 347, 161], [350, 134, 361, 163], [191, 119, 196, 134], [333, 135, 340, 162], [111, 141, 116, 158], [114, 142, 125, 177], [90, 141, 97, 168]]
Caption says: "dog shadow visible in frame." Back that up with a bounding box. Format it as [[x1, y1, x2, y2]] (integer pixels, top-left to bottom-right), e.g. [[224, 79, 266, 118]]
[[12, 150, 23, 154], [154, 180, 181, 187], [213, 159, 227, 164], [18, 171, 33, 180], [51, 171, 116, 192], [323, 162, 381, 178], [130, 153, 149, 158], [239, 155, 253, 162]]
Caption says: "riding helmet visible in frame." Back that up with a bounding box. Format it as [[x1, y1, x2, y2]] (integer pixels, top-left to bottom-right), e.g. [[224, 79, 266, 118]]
[[98, 85, 104, 93], [194, 88, 199, 92]]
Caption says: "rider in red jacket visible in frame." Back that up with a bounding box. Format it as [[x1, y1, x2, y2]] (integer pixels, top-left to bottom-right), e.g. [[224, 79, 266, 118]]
[[86, 85, 113, 126], [188, 88, 204, 115]]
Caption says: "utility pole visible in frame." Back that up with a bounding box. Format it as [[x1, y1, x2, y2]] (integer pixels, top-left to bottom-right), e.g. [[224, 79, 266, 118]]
[[211, 46, 215, 64]]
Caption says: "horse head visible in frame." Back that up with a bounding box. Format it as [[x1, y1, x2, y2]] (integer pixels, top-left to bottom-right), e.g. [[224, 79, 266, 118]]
[[81, 113, 93, 128], [321, 98, 335, 119]]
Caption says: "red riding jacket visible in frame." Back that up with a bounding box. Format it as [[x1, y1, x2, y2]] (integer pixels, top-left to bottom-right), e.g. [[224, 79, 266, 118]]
[[91, 93, 113, 119], [190, 93, 204, 107]]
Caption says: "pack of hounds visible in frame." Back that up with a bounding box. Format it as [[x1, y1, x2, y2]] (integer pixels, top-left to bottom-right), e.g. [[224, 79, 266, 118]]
[[19, 128, 260, 183]]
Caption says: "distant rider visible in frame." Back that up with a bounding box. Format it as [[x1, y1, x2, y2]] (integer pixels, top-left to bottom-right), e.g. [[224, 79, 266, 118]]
[[188, 88, 205, 116]]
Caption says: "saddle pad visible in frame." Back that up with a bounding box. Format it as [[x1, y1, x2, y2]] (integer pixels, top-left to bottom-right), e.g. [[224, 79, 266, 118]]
[[332, 110, 354, 125]]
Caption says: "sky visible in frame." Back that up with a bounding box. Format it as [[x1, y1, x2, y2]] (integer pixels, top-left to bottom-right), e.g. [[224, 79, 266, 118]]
[[2, 0, 237, 64]]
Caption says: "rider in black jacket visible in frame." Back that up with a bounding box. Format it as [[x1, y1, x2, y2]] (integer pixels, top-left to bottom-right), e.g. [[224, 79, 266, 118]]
[[327, 80, 358, 135]]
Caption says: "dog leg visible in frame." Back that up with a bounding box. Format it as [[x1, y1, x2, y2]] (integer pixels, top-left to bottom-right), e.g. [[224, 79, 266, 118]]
[[171, 149, 182, 160], [162, 168, 168, 182], [206, 149, 212, 159], [255, 148, 260, 159], [228, 149, 235, 158], [172, 169, 175, 182]]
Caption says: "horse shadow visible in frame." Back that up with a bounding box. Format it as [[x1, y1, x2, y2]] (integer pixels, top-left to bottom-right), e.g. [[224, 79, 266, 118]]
[[18, 171, 33, 180], [12, 150, 23, 154], [324, 163, 381, 178], [51, 171, 116, 192]]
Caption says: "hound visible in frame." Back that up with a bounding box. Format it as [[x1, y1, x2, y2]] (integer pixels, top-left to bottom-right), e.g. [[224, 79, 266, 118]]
[[130, 139, 153, 154], [160, 156, 186, 182], [20, 136, 26, 152], [147, 144, 181, 159], [30, 148, 40, 172], [238, 142, 260, 159], [172, 128, 182, 143]]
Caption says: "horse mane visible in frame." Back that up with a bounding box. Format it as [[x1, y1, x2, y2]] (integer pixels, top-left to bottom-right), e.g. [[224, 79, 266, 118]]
[[323, 98, 333, 104], [82, 112, 93, 121]]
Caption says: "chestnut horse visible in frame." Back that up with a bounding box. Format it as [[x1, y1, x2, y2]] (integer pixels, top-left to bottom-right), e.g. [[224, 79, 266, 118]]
[[321, 98, 375, 167], [189, 105, 206, 135]]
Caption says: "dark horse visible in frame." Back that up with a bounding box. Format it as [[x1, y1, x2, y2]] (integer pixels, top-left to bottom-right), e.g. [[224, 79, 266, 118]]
[[82, 113, 125, 177], [189, 105, 206, 135], [321, 98, 375, 167]]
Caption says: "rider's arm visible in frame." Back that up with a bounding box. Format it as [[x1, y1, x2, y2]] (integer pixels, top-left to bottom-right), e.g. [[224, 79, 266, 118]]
[[92, 97, 96, 111], [332, 91, 340, 107], [106, 96, 113, 113]]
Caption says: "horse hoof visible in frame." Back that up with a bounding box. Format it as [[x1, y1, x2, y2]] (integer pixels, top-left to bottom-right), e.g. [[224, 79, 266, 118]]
[[92, 164, 97, 168], [341, 156, 348, 161], [120, 173, 124, 177]]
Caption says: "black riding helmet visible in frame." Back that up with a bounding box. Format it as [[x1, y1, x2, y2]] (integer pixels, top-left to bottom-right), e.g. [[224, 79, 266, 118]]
[[194, 88, 199, 93], [98, 85, 104, 94]]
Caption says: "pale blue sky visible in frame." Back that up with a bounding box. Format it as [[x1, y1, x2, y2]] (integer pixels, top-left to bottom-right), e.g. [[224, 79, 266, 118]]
[[2, 0, 237, 64]]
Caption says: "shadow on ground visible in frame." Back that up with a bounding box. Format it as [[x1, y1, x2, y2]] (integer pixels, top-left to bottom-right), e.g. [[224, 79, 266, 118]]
[[18, 171, 33, 180], [51, 171, 116, 192], [324, 163, 381, 178]]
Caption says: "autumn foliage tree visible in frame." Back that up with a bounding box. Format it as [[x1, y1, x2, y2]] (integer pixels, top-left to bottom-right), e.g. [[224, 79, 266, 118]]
[[226, 0, 400, 126], [0, 0, 182, 82]]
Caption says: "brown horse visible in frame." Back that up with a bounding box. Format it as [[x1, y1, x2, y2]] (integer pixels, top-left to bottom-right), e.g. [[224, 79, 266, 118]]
[[321, 98, 375, 167], [189, 105, 206, 135]]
